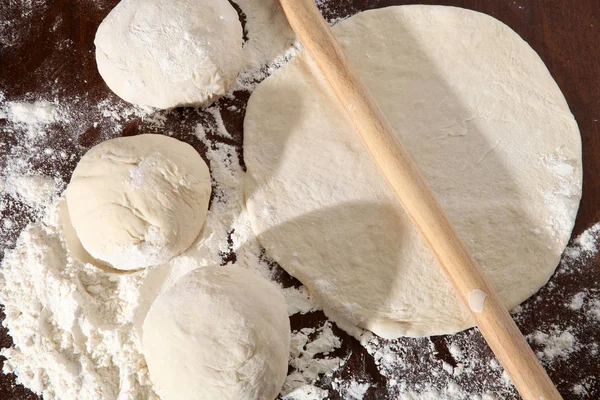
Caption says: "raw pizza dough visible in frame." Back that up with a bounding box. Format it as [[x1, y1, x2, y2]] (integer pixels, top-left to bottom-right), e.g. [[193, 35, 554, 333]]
[[66, 134, 211, 270], [95, 0, 243, 109], [244, 5, 582, 338], [142, 265, 290, 400]]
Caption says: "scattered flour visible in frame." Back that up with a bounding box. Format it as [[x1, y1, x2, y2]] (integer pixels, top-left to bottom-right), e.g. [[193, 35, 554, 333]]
[[283, 322, 346, 396], [233, 0, 297, 83], [528, 328, 578, 362], [333, 379, 371, 400], [283, 286, 317, 316], [3, 174, 60, 210], [282, 384, 329, 400], [569, 292, 586, 310], [7, 101, 59, 125], [205, 106, 233, 139], [1, 1, 599, 399], [563, 222, 600, 260], [572, 377, 596, 397], [590, 299, 600, 322], [232, 0, 350, 91], [97, 98, 151, 127], [1, 100, 65, 138]]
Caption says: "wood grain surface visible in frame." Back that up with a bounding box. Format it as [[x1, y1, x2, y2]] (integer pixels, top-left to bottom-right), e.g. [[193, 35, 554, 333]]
[[0, 1, 598, 399]]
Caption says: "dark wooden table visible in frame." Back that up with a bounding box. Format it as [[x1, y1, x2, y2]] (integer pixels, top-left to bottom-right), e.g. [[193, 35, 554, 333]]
[[1, 1, 598, 399]]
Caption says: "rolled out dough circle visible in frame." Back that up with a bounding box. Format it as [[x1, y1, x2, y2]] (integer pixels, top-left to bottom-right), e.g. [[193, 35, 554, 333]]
[[244, 5, 582, 338]]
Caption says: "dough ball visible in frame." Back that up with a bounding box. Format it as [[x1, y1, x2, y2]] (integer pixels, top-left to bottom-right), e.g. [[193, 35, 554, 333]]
[[244, 5, 582, 338], [94, 0, 243, 109], [142, 265, 290, 400], [66, 134, 211, 270]]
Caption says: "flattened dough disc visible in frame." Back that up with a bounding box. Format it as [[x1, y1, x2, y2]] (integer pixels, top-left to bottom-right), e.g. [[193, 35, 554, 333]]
[[244, 5, 582, 338]]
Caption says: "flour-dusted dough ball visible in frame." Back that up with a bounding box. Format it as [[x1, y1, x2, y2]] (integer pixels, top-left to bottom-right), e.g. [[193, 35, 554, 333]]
[[142, 265, 290, 400], [244, 5, 582, 338], [94, 0, 243, 109], [66, 134, 211, 270]]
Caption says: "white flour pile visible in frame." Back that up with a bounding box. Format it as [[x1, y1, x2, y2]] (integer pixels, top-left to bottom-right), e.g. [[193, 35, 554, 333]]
[[1, 86, 351, 398], [1, 1, 599, 399], [1, 211, 156, 398]]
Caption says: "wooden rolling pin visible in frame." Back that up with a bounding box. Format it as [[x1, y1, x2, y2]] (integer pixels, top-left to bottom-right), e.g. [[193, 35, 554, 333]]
[[277, 1, 562, 399]]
